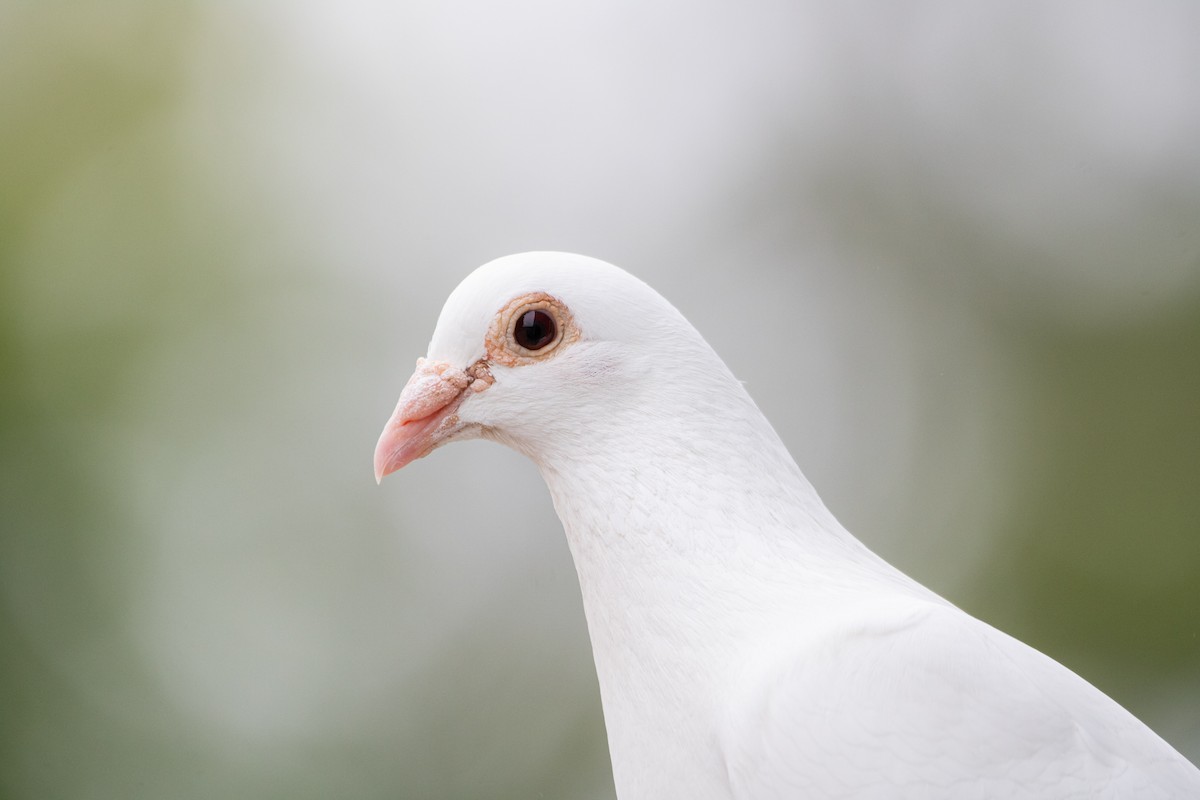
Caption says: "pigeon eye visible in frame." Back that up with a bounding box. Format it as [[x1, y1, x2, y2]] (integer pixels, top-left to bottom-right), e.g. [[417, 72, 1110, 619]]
[[488, 292, 576, 366], [514, 310, 557, 351]]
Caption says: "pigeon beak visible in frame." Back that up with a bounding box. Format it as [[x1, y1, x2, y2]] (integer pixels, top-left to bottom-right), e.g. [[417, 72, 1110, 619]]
[[373, 358, 474, 483]]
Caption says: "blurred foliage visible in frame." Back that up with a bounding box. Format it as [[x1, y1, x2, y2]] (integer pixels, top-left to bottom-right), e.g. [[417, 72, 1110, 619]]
[[0, 4, 231, 798], [978, 300, 1200, 708]]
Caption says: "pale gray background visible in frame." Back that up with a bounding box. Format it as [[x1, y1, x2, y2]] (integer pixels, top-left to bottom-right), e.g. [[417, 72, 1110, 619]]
[[2, 2, 1199, 798]]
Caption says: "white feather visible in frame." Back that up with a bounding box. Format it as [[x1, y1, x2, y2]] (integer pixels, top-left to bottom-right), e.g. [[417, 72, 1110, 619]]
[[392, 252, 1200, 799]]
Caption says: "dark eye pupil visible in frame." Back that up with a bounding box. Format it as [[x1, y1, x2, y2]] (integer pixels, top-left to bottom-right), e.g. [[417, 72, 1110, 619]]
[[514, 310, 556, 351]]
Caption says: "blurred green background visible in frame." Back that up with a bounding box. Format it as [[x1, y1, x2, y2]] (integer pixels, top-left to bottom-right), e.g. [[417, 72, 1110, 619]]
[[2, 3, 1198, 798]]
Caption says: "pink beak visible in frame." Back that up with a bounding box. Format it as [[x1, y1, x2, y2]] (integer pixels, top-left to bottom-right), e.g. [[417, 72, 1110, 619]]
[[373, 358, 474, 483]]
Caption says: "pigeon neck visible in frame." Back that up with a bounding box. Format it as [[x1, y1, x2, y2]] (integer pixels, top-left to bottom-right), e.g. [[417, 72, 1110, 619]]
[[531, 367, 875, 630], [535, 371, 845, 556], [530, 373, 887, 797]]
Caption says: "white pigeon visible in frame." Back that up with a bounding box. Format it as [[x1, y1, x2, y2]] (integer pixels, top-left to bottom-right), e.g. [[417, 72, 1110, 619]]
[[374, 252, 1200, 799]]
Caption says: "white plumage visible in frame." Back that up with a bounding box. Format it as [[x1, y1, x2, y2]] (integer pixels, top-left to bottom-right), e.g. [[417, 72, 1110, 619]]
[[374, 252, 1200, 799]]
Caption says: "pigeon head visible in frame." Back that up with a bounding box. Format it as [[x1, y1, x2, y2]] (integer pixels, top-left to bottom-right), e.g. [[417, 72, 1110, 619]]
[[373, 251, 708, 481]]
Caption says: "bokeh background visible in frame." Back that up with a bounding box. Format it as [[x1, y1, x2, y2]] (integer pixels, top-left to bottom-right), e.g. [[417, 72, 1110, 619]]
[[3, 2, 1199, 798]]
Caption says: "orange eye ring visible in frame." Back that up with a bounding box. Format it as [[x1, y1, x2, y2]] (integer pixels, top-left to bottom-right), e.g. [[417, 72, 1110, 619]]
[[487, 292, 577, 366]]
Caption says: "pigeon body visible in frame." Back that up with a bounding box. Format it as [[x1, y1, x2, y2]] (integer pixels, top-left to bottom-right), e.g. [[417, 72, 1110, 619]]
[[375, 252, 1200, 799]]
